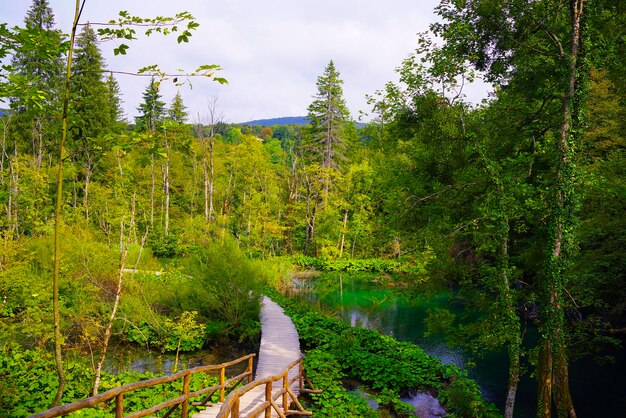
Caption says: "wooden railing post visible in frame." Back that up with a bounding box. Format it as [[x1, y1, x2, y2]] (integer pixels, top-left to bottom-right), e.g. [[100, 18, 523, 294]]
[[219, 366, 226, 402], [182, 373, 190, 418], [247, 356, 254, 383], [299, 359, 304, 392], [265, 380, 273, 418], [283, 371, 289, 414], [115, 393, 123, 418], [233, 397, 240, 418]]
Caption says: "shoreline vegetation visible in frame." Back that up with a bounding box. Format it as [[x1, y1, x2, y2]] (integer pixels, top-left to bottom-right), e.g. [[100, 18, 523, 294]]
[[270, 287, 500, 418], [0, 260, 497, 418]]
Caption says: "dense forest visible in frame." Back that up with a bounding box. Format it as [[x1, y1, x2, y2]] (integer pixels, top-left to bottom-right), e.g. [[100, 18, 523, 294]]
[[1, 0, 625, 417]]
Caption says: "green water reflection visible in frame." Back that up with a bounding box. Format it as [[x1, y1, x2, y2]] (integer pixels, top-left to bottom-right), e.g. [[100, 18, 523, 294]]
[[294, 272, 533, 417]]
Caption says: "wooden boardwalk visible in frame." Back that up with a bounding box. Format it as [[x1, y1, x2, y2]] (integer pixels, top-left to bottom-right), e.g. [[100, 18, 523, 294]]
[[195, 296, 302, 418]]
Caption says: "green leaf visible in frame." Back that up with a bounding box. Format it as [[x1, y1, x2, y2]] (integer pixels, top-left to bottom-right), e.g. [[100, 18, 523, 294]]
[[113, 44, 129, 55]]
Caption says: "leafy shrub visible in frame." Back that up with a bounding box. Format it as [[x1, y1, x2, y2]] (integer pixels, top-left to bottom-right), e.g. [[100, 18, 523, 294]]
[[438, 378, 501, 418], [183, 238, 263, 344], [148, 229, 188, 258], [302, 349, 377, 418], [375, 388, 415, 418]]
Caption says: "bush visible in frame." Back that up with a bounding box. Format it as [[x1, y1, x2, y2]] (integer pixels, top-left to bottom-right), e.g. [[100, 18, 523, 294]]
[[148, 229, 188, 258], [183, 238, 263, 344]]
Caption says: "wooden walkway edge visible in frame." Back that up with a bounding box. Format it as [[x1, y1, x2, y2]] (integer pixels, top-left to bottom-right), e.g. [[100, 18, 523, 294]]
[[194, 296, 302, 418]]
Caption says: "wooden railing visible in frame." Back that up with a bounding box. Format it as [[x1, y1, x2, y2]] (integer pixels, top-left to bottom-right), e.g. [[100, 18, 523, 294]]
[[215, 356, 321, 418], [30, 353, 256, 418]]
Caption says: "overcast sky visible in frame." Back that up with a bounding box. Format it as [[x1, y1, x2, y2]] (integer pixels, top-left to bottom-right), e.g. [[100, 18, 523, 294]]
[[2, 0, 481, 124]]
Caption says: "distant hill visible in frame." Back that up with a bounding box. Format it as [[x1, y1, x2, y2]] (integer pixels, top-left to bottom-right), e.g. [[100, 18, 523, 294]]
[[239, 116, 366, 128], [239, 116, 309, 126], [0, 109, 7, 118]]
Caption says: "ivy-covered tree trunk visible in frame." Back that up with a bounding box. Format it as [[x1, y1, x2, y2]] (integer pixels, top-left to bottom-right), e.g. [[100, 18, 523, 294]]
[[500, 229, 522, 418], [537, 1, 585, 417]]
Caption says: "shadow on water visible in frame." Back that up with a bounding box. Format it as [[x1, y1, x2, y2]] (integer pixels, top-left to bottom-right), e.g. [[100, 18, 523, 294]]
[[293, 272, 625, 418]]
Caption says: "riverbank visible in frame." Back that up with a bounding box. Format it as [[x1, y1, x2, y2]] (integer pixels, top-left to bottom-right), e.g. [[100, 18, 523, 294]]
[[268, 289, 499, 418]]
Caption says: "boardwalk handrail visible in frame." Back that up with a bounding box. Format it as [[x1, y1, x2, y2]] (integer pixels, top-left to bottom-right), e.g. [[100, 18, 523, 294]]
[[215, 355, 321, 418], [30, 353, 256, 418]]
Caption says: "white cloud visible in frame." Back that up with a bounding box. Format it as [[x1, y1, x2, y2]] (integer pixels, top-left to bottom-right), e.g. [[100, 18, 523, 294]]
[[2, 0, 489, 123]]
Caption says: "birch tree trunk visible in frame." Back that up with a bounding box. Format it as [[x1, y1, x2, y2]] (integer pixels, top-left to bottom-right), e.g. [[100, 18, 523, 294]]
[[339, 209, 348, 257], [150, 154, 155, 228], [92, 218, 128, 395], [163, 134, 170, 235]]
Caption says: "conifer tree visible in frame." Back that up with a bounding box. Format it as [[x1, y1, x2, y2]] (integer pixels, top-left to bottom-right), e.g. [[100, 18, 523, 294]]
[[105, 73, 126, 127], [135, 78, 166, 132], [70, 24, 111, 139], [3, 0, 64, 237], [168, 91, 188, 124], [307, 60, 351, 171], [10, 0, 64, 114], [69, 23, 111, 221]]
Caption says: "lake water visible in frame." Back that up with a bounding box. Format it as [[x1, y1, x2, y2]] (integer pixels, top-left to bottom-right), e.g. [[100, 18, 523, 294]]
[[292, 272, 625, 417], [84, 339, 252, 375]]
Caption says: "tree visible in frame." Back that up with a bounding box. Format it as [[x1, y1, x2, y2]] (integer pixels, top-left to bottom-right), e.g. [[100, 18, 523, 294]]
[[37, 2, 217, 406], [430, 0, 590, 416], [70, 23, 112, 221], [135, 77, 165, 133], [3, 0, 64, 238], [9, 0, 64, 118], [307, 60, 351, 199], [196, 95, 223, 223], [168, 91, 188, 124], [105, 72, 125, 127]]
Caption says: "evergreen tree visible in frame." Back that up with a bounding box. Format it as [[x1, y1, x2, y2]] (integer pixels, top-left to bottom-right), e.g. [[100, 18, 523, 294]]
[[135, 78, 165, 132], [69, 24, 112, 221], [168, 91, 188, 124], [7, 0, 64, 168], [306, 60, 351, 170], [70, 24, 111, 141], [9, 0, 64, 114], [105, 73, 126, 127]]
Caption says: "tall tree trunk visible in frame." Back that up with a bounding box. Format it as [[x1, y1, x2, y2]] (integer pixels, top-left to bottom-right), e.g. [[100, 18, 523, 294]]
[[92, 218, 128, 395], [163, 136, 170, 235], [323, 95, 332, 202], [34, 118, 43, 168], [471, 120, 523, 418], [9, 147, 19, 238], [51, 0, 81, 406], [84, 158, 91, 222], [537, 1, 584, 417], [209, 137, 215, 220], [501, 229, 522, 418], [339, 209, 348, 257], [198, 120, 210, 223], [150, 154, 155, 228]]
